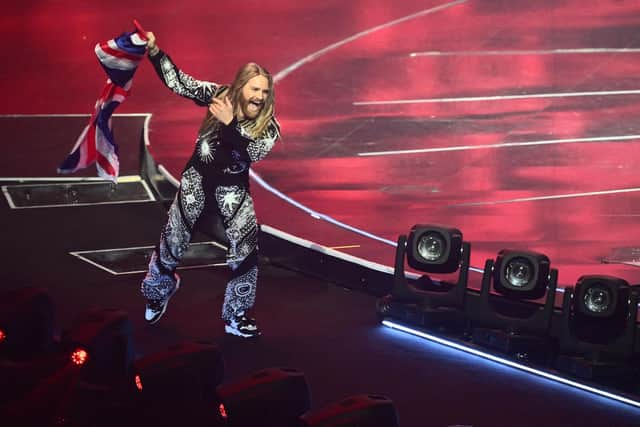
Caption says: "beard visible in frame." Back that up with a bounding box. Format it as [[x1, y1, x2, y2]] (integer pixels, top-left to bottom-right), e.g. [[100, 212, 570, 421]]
[[240, 96, 264, 120]]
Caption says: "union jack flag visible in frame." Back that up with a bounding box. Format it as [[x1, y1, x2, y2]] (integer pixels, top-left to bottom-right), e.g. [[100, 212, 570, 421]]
[[58, 25, 147, 182]]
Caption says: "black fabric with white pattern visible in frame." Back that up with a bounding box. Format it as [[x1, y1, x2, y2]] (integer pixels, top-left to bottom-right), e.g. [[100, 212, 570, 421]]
[[149, 50, 280, 189]]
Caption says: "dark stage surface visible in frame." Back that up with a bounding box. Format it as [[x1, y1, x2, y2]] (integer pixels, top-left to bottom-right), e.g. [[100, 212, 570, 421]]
[[2, 1, 640, 426], [2, 176, 640, 427]]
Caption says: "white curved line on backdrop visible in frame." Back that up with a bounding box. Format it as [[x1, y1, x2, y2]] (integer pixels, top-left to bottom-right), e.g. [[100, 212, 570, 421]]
[[249, 0, 469, 249]]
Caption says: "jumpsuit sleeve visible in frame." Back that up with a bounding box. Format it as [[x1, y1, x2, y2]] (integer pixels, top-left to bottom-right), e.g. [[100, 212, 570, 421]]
[[221, 117, 281, 162], [148, 49, 219, 106]]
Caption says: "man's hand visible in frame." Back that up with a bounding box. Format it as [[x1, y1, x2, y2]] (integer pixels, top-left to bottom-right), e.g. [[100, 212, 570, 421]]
[[146, 32, 159, 56], [209, 96, 234, 125]]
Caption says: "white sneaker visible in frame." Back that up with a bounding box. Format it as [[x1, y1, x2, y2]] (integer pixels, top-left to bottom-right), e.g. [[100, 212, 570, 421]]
[[224, 313, 261, 338], [144, 275, 180, 324]]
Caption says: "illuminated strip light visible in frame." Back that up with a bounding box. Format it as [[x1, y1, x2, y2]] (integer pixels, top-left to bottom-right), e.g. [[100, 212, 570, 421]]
[[382, 320, 640, 409], [358, 134, 640, 157], [353, 89, 640, 106], [409, 48, 640, 57]]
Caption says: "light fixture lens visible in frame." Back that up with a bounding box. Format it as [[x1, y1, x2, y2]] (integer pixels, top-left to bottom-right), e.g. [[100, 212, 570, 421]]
[[417, 232, 446, 261], [219, 403, 228, 419], [505, 257, 534, 288], [584, 286, 611, 313], [0, 329, 6, 342], [71, 348, 89, 365], [135, 374, 143, 391]]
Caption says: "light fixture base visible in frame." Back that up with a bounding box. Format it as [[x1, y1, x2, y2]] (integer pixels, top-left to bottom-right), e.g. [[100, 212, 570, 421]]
[[472, 327, 555, 365]]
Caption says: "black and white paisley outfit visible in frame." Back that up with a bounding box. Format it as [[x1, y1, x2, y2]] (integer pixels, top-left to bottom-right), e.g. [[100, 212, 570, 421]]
[[141, 49, 280, 323]]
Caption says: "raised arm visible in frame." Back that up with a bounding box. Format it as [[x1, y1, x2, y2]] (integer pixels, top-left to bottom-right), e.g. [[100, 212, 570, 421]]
[[146, 32, 218, 106]]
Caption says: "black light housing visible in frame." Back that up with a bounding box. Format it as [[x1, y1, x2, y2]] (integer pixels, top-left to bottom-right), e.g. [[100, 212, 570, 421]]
[[300, 394, 399, 427], [406, 225, 463, 274], [575, 275, 627, 319], [559, 275, 636, 351], [467, 250, 558, 364], [493, 249, 551, 300], [61, 308, 134, 385], [129, 341, 225, 425], [216, 367, 311, 427], [377, 224, 470, 331], [4, 308, 134, 426], [556, 276, 638, 384], [132, 340, 224, 399], [0, 287, 54, 360], [470, 249, 557, 332], [0, 287, 60, 408]]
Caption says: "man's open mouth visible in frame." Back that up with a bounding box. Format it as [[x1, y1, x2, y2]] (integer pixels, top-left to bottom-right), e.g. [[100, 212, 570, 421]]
[[248, 101, 263, 110]]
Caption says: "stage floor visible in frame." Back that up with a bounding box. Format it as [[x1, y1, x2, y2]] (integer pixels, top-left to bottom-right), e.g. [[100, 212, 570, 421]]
[[1, 176, 640, 426]]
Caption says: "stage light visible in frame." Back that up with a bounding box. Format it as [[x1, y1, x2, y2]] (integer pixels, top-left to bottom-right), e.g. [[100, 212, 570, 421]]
[[575, 275, 627, 319], [132, 340, 224, 400], [556, 275, 639, 385], [467, 249, 558, 364], [406, 224, 463, 273], [492, 249, 550, 300], [216, 367, 311, 427], [0, 287, 61, 407], [0, 287, 54, 360], [134, 374, 143, 391], [218, 403, 228, 419], [377, 224, 470, 332], [61, 308, 134, 385], [300, 394, 399, 427], [70, 348, 89, 366], [129, 341, 225, 425], [3, 307, 133, 427], [567, 275, 635, 347]]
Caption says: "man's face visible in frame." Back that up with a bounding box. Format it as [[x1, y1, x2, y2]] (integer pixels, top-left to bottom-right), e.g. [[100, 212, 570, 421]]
[[239, 75, 270, 120]]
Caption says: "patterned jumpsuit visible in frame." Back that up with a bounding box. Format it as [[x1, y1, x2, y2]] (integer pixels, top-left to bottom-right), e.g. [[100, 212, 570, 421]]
[[140, 50, 280, 322]]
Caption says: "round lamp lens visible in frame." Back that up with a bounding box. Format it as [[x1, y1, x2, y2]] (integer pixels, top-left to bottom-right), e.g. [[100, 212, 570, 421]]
[[417, 232, 446, 262], [505, 257, 534, 288], [71, 348, 89, 366], [584, 287, 611, 313]]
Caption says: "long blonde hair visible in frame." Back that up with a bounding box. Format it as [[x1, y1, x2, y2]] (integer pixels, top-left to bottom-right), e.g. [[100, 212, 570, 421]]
[[199, 62, 275, 138]]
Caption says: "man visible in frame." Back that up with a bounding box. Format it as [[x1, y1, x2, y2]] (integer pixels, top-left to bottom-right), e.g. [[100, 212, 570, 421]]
[[141, 32, 280, 338]]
